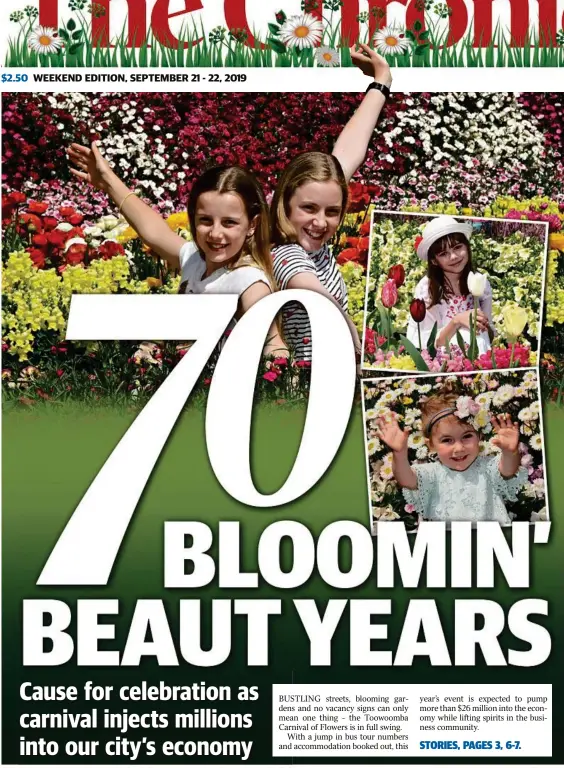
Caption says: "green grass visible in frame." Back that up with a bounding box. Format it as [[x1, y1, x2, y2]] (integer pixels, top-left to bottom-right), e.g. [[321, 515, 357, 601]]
[[5, 15, 564, 67], [2, 401, 564, 762]]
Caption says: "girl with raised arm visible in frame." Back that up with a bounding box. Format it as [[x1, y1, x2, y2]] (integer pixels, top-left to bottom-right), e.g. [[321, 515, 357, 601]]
[[270, 44, 392, 361], [67, 145, 286, 355], [375, 393, 527, 524]]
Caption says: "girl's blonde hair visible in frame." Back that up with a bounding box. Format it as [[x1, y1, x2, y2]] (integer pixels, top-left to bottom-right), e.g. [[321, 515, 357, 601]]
[[270, 152, 349, 247], [188, 165, 276, 288]]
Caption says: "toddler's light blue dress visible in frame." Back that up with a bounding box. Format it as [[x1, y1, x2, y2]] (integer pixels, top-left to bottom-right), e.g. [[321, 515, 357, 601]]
[[402, 455, 527, 524]]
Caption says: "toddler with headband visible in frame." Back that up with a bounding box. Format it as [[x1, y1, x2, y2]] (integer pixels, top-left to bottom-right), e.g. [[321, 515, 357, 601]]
[[375, 393, 527, 523]]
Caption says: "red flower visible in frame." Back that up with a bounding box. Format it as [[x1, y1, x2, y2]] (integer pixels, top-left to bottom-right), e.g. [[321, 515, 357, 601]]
[[65, 243, 88, 265], [56, 369, 64, 377], [365, 328, 376, 355], [28, 249, 46, 269], [409, 298, 426, 323], [346, 236, 369, 251], [337, 247, 361, 265], [294, 360, 311, 368], [388, 264, 405, 287], [59, 206, 77, 218], [273, 357, 288, 366], [414, 235, 424, 253], [32, 233, 48, 247], [28, 201, 49, 214], [97, 241, 125, 260], [20, 213, 43, 233], [303, 337, 311, 345], [9, 191, 26, 204], [42, 216, 58, 231], [204, 378, 212, 385], [46, 230, 68, 247], [359, 218, 371, 237], [381, 278, 398, 308], [263, 371, 278, 382]]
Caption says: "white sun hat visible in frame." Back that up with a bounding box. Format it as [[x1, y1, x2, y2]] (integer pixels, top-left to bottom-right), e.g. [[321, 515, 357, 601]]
[[416, 215, 474, 261]]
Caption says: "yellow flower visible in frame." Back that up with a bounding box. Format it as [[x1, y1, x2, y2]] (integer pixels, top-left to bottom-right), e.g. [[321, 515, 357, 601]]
[[146, 277, 162, 289], [549, 233, 564, 252], [461, 208, 473, 216], [387, 355, 417, 370], [502, 304, 528, 340]]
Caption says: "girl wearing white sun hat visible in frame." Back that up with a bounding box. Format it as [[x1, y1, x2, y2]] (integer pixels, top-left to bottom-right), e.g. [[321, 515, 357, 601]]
[[406, 215, 495, 354]]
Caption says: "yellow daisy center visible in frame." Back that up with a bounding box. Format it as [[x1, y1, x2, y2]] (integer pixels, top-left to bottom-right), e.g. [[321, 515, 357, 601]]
[[385, 35, 399, 45], [295, 25, 310, 38], [39, 34, 54, 45], [322, 52, 333, 61]]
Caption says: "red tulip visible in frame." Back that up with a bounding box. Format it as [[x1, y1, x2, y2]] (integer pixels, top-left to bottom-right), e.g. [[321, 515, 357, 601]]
[[388, 264, 405, 287], [410, 298, 426, 323], [414, 235, 423, 252], [381, 278, 398, 308]]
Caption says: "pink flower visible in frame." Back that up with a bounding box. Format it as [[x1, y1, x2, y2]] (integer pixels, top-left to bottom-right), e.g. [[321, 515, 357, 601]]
[[263, 371, 278, 382], [381, 278, 398, 308]]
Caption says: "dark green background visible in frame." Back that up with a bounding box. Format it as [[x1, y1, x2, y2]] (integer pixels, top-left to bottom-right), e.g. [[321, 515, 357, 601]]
[[3, 403, 562, 763]]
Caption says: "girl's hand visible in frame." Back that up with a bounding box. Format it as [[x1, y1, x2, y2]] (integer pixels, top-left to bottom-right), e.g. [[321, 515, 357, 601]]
[[491, 414, 520, 453], [454, 308, 489, 333], [350, 43, 392, 87], [68, 141, 113, 192], [375, 412, 409, 453]]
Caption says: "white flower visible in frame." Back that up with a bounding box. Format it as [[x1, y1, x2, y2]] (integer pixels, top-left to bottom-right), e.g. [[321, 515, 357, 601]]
[[492, 384, 514, 406], [467, 270, 487, 297], [518, 406, 534, 422], [408, 433, 425, 449], [28, 25, 63, 54], [530, 433, 543, 451], [84, 226, 103, 238], [416, 446, 428, 460], [373, 26, 411, 56], [367, 438, 381, 456], [315, 46, 339, 66], [280, 13, 323, 49], [55, 222, 73, 232], [531, 508, 548, 522], [380, 464, 394, 480], [374, 507, 400, 521]]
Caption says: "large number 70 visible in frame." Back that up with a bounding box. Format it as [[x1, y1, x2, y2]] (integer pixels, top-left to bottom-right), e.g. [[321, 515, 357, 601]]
[[38, 291, 356, 586]]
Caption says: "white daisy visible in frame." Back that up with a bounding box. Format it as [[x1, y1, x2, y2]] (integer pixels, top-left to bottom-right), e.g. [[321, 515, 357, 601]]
[[380, 464, 394, 480], [315, 46, 339, 66], [373, 25, 411, 55], [280, 13, 323, 49], [492, 384, 514, 406], [28, 25, 63, 54], [416, 446, 428, 460], [530, 433, 543, 451], [408, 432, 425, 449], [367, 438, 381, 455]]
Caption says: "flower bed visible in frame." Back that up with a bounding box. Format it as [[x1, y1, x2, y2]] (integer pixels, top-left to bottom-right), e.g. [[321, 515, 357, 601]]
[[2, 92, 564, 404], [363, 370, 546, 529]]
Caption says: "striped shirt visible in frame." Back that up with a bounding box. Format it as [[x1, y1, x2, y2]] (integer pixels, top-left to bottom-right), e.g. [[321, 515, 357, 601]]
[[272, 243, 347, 361]]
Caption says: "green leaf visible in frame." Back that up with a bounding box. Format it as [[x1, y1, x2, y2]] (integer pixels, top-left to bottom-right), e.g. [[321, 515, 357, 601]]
[[426, 321, 438, 358], [58, 28, 70, 41], [413, 19, 422, 30], [414, 44, 429, 55], [405, 30, 416, 41], [267, 22, 280, 35], [68, 43, 83, 54], [418, 30, 430, 39], [267, 37, 286, 54], [455, 330, 468, 357], [72, 29, 83, 40], [67, 17, 76, 31], [378, 303, 391, 346], [398, 335, 430, 372]]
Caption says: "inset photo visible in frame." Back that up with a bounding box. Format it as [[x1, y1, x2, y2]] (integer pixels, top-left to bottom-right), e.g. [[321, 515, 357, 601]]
[[362, 369, 547, 532], [362, 212, 548, 373]]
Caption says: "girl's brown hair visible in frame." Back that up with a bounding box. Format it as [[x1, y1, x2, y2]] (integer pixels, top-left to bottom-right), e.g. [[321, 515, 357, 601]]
[[187, 165, 275, 287], [421, 393, 475, 439], [426, 233, 473, 308], [270, 152, 349, 247]]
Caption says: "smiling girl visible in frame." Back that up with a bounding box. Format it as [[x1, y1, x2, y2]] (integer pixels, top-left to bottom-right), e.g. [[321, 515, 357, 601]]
[[271, 44, 392, 361], [407, 215, 495, 354], [375, 393, 527, 524], [67, 144, 286, 354]]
